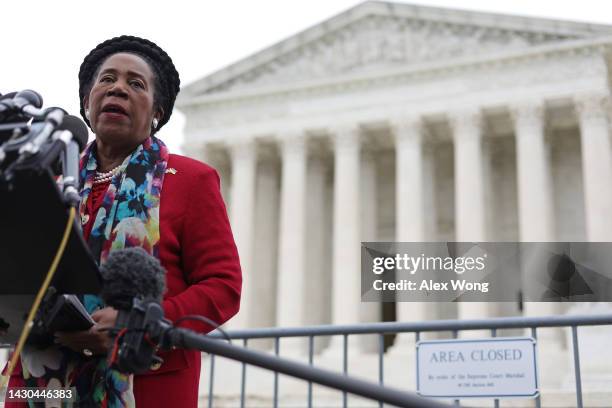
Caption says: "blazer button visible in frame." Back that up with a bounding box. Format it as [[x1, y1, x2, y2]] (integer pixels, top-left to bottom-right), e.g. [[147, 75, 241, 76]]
[[150, 361, 162, 371]]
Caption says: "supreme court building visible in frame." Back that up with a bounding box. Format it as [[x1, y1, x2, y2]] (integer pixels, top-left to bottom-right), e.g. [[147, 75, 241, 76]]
[[176, 1, 612, 402]]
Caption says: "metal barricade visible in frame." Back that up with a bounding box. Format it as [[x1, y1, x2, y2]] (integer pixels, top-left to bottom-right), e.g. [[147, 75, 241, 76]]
[[204, 314, 612, 408]]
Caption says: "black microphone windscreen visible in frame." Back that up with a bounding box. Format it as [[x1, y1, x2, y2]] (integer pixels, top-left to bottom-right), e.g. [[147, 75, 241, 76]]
[[58, 115, 89, 151], [99, 248, 166, 310]]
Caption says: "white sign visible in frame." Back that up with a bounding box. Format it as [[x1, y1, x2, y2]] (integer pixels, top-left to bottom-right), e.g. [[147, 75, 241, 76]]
[[416, 337, 538, 399]]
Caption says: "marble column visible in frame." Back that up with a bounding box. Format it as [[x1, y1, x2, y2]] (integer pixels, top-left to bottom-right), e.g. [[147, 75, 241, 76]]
[[513, 101, 554, 241], [218, 158, 232, 210], [452, 109, 486, 241], [576, 93, 612, 241], [326, 125, 361, 353], [228, 140, 257, 328], [251, 157, 280, 335], [305, 152, 332, 353], [201, 144, 232, 207], [359, 149, 381, 352], [276, 132, 308, 352], [199, 142, 211, 165], [565, 93, 612, 389], [392, 117, 429, 351], [451, 109, 490, 334], [182, 141, 207, 164], [512, 101, 562, 344], [361, 150, 378, 244]]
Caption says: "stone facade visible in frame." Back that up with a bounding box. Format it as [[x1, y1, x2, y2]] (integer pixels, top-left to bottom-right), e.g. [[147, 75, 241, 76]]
[[177, 2, 612, 406]]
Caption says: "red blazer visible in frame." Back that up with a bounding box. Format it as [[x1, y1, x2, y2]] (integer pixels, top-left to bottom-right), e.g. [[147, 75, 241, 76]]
[[134, 154, 242, 407], [6, 154, 242, 408]]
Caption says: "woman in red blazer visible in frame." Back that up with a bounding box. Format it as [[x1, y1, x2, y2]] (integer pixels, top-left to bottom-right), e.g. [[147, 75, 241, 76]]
[[5, 35, 242, 408]]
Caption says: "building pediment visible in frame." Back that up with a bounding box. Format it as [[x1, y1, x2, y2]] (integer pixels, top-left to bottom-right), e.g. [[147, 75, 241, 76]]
[[180, 1, 612, 100]]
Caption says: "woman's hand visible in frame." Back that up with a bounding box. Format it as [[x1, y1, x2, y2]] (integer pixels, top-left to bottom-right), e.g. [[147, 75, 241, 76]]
[[54, 307, 118, 356]]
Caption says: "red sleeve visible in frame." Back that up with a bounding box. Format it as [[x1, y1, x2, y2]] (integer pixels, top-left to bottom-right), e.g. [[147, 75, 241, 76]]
[[161, 167, 242, 333]]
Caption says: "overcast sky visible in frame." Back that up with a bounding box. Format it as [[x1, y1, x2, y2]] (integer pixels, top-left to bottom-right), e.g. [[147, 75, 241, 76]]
[[3, 0, 612, 154]]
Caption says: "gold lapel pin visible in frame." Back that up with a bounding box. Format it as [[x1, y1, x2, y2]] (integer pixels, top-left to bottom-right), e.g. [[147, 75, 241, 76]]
[[165, 168, 178, 175]]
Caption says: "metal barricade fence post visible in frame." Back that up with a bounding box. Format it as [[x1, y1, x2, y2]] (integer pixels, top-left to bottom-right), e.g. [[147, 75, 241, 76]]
[[274, 337, 280, 408], [308, 335, 314, 408], [378, 333, 384, 408], [531, 327, 541, 408], [207, 354, 215, 408], [240, 338, 247, 408], [571, 326, 583, 408]]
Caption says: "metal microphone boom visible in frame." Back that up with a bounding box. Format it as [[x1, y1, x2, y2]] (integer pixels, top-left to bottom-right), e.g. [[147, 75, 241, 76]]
[[111, 299, 452, 408]]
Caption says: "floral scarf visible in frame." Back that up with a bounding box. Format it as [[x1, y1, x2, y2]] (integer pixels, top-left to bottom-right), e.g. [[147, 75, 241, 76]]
[[20, 136, 168, 407]]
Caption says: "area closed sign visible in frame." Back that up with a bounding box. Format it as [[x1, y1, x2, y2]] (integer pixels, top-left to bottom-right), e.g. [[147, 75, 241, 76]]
[[416, 337, 538, 398]]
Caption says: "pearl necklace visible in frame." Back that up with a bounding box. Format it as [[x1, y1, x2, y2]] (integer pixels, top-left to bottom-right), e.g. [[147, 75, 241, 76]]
[[93, 165, 121, 184]]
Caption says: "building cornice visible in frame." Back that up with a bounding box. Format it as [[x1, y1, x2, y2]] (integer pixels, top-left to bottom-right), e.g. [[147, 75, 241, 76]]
[[179, 1, 612, 100], [177, 36, 612, 111]]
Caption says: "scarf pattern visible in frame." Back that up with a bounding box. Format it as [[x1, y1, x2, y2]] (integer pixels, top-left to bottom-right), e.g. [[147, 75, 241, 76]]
[[20, 136, 168, 407]]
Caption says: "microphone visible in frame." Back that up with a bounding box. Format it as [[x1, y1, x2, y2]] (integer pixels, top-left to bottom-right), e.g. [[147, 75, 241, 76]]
[[12, 90, 43, 111], [0, 92, 18, 106], [0, 90, 43, 118], [0, 92, 24, 126], [97, 248, 222, 373], [29, 113, 86, 165], [99, 247, 167, 373], [55, 115, 89, 206], [99, 247, 166, 310], [0, 92, 16, 102], [57, 114, 89, 152]]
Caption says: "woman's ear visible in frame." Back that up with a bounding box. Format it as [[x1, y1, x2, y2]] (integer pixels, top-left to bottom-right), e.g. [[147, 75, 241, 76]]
[[83, 96, 90, 119], [83, 96, 93, 130], [155, 108, 164, 123]]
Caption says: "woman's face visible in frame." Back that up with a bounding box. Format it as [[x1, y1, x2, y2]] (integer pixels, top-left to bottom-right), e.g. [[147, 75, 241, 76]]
[[85, 52, 161, 149]]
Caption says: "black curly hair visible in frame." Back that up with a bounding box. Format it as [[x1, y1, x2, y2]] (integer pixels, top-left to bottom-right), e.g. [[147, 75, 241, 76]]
[[78, 35, 180, 134]]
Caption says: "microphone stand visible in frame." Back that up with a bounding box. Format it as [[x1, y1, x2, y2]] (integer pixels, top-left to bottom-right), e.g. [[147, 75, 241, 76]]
[[113, 299, 453, 408]]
